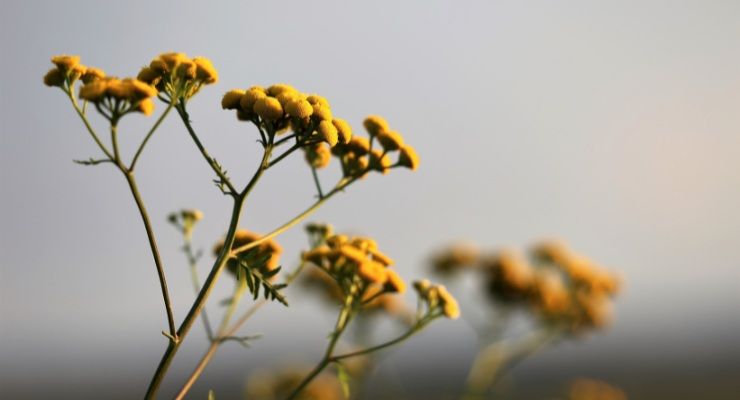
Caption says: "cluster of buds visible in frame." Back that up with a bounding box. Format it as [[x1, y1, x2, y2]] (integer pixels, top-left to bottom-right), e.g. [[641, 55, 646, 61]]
[[212, 229, 283, 281], [430, 241, 621, 333], [302, 234, 406, 311], [167, 209, 204, 240], [43, 55, 105, 90], [222, 84, 350, 144], [329, 115, 419, 178], [137, 52, 218, 100], [412, 279, 460, 319], [222, 84, 419, 177]]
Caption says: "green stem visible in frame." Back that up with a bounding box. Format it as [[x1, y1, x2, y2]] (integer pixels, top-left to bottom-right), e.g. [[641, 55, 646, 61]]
[[145, 193, 247, 399], [130, 100, 176, 170], [311, 166, 324, 199], [184, 238, 214, 340], [67, 88, 114, 160], [176, 103, 237, 195], [286, 292, 355, 400], [266, 142, 302, 169], [123, 171, 178, 338], [229, 177, 355, 255]]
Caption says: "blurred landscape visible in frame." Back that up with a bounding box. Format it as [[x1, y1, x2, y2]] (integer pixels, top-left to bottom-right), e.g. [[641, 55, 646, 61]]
[[2, 1, 740, 399]]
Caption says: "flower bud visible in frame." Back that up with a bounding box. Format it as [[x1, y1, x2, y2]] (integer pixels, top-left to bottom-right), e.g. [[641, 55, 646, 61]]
[[332, 118, 352, 144], [43, 68, 65, 87], [254, 96, 284, 121], [398, 145, 419, 171], [222, 89, 245, 110], [363, 115, 389, 137], [193, 57, 218, 84], [318, 120, 339, 146], [376, 130, 404, 151]]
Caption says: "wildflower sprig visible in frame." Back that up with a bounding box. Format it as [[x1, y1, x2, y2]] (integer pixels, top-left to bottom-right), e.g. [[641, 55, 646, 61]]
[[43, 53, 216, 346], [46, 51, 421, 399], [286, 234, 456, 400], [429, 241, 621, 397]]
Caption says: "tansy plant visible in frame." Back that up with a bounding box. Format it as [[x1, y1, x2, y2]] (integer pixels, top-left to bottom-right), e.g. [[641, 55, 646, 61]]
[[429, 241, 621, 399], [44, 52, 434, 399]]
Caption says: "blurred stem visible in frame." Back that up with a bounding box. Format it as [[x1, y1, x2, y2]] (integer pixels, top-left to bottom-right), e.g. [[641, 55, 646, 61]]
[[174, 260, 308, 400], [184, 237, 214, 340], [463, 328, 560, 400], [311, 166, 324, 199], [286, 290, 356, 400]]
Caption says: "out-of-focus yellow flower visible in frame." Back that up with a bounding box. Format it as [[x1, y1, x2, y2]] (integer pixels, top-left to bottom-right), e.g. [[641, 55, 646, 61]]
[[413, 279, 431, 296], [43, 68, 65, 87], [568, 379, 627, 400], [358, 260, 388, 284], [338, 244, 366, 264], [363, 115, 389, 137], [482, 249, 535, 301], [436, 285, 460, 319], [307, 94, 330, 109], [533, 269, 570, 315], [305, 143, 331, 169], [193, 57, 218, 84], [376, 130, 405, 151], [318, 120, 339, 146], [331, 118, 352, 144], [176, 59, 197, 79], [79, 79, 108, 101], [81, 67, 105, 84], [137, 66, 160, 85], [369, 149, 392, 174], [70, 64, 87, 81], [431, 243, 479, 274], [398, 145, 420, 171], [346, 136, 370, 155], [222, 89, 245, 110], [254, 96, 284, 121], [384, 269, 406, 293], [51, 55, 80, 71], [136, 98, 155, 116], [159, 52, 188, 71], [369, 248, 394, 266]]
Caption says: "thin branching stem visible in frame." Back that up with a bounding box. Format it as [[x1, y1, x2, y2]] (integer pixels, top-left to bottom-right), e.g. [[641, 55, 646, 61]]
[[176, 103, 238, 195], [130, 100, 176, 170], [123, 171, 178, 338]]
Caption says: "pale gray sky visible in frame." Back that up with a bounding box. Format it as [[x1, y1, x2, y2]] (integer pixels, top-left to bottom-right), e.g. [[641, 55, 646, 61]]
[[2, 1, 740, 398]]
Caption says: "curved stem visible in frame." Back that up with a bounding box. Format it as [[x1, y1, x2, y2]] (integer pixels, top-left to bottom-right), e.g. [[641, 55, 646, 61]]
[[286, 293, 355, 400], [67, 88, 114, 160], [130, 100, 176, 170], [123, 171, 178, 338], [230, 177, 355, 255], [184, 239, 214, 340], [176, 103, 237, 195], [145, 194, 246, 399]]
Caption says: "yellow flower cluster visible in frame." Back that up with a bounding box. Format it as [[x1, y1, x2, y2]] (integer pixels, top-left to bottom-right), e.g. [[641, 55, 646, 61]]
[[80, 77, 159, 115], [302, 233, 406, 311], [413, 279, 460, 319], [429, 240, 621, 332], [212, 229, 283, 280], [331, 115, 419, 177], [430, 243, 480, 274], [137, 52, 218, 99], [221, 85, 419, 175], [44, 55, 104, 88], [568, 379, 627, 400]]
